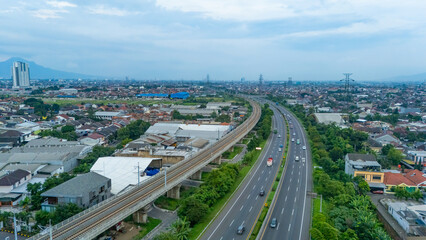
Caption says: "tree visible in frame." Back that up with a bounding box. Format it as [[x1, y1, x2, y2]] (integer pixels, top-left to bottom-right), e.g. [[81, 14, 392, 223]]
[[387, 148, 403, 165], [215, 114, 231, 123], [61, 125, 75, 133], [51, 203, 83, 224], [153, 232, 177, 240], [358, 180, 370, 195], [381, 144, 393, 156], [178, 196, 209, 226], [411, 189, 423, 201], [340, 228, 359, 240], [170, 217, 190, 240]]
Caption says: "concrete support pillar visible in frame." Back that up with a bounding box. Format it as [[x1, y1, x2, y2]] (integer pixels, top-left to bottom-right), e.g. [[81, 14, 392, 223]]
[[212, 156, 222, 165], [167, 184, 182, 199], [229, 146, 234, 152], [133, 209, 148, 224], [190, 170, 202, 180]]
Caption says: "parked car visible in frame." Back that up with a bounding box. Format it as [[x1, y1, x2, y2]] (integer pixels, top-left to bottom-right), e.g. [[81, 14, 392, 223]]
[[237, 225, 245, 235], [372, 190, 384, 194], [270, 218, 277, 228]]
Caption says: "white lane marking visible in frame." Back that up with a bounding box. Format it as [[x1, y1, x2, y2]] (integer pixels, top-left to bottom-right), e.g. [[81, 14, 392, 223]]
[[277, 222, 280, 230], [290, 178, 292, 182], [294, 197, 297, 203], [287, 186, 290, 191], [206, 125, 276, 240], [292, 209, 294, 216], [298, 179, 300, 183], [240, 205, 244, 211], [256, 195, 258, 200], [262, 170, 264, 174], [230, 219, 234, 227], [296, 187, 299, 192], [299, 171, 301, 175], [247, 194, 250, 199], [288, 223, 291, 232], [269, 170, 271, 174], [281, 208, 284, 214], [249, 206, 253, 212], [265, 177, 268, 182], [258, 176, 260, 181], [253, 185, 256, 190], [220, 237, 223, 240], [285, 196, 287, 202]]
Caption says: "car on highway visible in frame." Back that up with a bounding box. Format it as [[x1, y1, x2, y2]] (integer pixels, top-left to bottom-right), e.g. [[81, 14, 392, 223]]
[[278, 148, 282, 152], [259, 190, 265, 196], [291, 138, 295, 142], [293, 132, 296, 136], [296, 139, 300, 145], [302, 157, 306, 163], [237, 225, 245, 235], [278, 134, 281, 138], [302, 146, 306, 150], [295, 156, 299, 161], [270, 218, 277, 228]]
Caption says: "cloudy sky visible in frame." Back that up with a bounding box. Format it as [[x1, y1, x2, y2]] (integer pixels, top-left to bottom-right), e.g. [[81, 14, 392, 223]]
[[1, 0, 426, 80]]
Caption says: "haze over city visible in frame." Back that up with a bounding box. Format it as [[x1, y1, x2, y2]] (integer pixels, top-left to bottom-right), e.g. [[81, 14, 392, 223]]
[[1, 0, 426, 80]]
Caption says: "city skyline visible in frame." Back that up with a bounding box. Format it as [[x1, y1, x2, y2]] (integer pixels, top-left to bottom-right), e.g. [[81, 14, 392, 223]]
[[1, 1, 426, 80]]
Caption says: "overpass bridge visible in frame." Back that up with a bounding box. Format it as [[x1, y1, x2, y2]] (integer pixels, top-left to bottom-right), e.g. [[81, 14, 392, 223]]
[[29, 99, 261, 240]]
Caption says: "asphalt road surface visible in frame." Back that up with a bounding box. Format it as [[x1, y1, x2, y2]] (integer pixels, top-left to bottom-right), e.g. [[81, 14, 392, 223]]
[[258, 102, 313, 240], [200, 102, 287, 240]]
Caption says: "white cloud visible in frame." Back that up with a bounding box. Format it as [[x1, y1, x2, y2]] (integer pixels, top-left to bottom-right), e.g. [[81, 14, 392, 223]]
[[46, 1, 76, 8], [32, 9, 67, 19], [88, 5, 140, 16]]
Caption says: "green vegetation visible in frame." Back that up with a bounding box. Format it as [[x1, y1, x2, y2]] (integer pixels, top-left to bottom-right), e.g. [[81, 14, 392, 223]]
[[73, 146, 115, 173], [222, 146, 243, 159], [39, 125, 78, 141], [26, 173, 75, 210], [269, 95, 390, 240], [116, 119, 151, 141], [154, 196, 180, 211], [35, 203, 83, 226], [132, 217, 162, 240], [23, 98, 60, 118], [153, 217, 190, 240], [394, 187, 423, 200]]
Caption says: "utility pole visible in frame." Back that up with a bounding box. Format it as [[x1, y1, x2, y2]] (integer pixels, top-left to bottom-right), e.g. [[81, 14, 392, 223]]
[[13, 212, 17, 240]]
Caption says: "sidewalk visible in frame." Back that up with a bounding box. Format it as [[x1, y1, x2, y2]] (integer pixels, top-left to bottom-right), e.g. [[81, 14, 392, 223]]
[[368, 193, 406, 240], [142, 204, 178, 240]]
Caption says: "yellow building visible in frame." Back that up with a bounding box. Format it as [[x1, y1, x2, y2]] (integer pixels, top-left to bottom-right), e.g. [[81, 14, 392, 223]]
[[354, 171, 384, 183]]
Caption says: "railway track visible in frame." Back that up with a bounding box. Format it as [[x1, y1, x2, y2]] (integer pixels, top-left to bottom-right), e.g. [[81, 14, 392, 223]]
[[30, 99, 261, 240]]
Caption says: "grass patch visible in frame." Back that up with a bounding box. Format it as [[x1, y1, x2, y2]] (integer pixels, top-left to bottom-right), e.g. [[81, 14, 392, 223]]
[[222, 146, 243, 159], [154, 196, 180, 211], [43, 98, 179, 106], [131, 217, 162, 240]]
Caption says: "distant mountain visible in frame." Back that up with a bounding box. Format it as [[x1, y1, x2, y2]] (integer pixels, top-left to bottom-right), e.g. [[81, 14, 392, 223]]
[[0, 57, 98, 79], [381, 72, 426, 82]]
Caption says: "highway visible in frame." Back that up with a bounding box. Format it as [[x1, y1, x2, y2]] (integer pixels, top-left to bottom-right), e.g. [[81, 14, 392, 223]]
[[200, 103, 287, 240], [258, 102, 313, 240], [29, 100, 261, 240]]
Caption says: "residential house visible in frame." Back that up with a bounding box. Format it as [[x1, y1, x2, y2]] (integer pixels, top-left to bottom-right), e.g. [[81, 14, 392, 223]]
[[41, 172, 111, 212], [0, 130, 25, 146], [384, 172, 418, 193], [345, 153, 385, 191], [0, 169, 31, 194]]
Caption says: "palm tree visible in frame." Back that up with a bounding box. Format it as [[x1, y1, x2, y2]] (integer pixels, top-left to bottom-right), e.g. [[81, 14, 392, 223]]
[[170, 217, 191, 240]]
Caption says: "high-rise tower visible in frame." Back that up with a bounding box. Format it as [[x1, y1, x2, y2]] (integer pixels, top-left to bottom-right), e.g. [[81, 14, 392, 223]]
[[12, 61, 30, 88]]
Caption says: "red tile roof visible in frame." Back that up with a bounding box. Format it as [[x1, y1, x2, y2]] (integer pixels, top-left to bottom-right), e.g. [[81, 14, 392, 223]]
[[404, 169, 426, 186], [384, 172, 416, 186]]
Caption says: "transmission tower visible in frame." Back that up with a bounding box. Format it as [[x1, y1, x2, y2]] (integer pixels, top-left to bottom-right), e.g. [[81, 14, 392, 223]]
[[340, 73, 355, 114]]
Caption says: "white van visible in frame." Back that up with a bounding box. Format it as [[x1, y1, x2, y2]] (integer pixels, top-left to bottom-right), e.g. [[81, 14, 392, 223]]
[[295, 156, 299, 161]]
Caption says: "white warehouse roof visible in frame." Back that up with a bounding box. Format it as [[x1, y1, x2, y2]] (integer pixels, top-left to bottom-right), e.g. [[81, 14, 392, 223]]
[[91, 157, 160, 195]]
